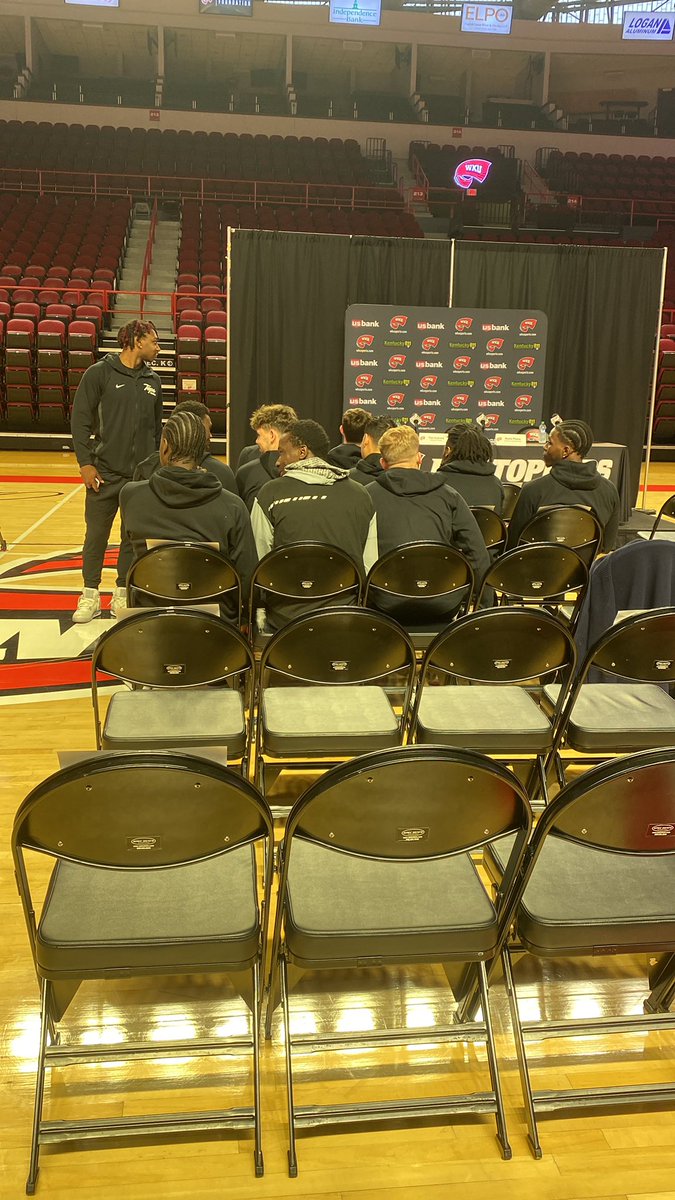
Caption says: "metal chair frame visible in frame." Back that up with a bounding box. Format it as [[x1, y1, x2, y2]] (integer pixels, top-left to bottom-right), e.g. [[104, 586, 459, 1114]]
[[363, 540, 474, 647], [248, 541, 364, 646], [475, 543, 589, 629], [518, 504, 603, 567], [125, 541, 241, 622]]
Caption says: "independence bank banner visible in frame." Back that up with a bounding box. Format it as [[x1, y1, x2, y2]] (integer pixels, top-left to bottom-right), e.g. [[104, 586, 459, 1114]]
[[343, 305, 547, 438]]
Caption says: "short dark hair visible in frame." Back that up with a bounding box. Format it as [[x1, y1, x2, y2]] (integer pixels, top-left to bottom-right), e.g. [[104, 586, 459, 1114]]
[[445, 424, 493, 464], [117, 320, 157, 350], [161, 410, 208, 465], [284, 419, 330, 459], [341, 409, 370, 443], [363, 416, 396, 444], [558, 419, 593, 458], [173, 399, 210, 421]]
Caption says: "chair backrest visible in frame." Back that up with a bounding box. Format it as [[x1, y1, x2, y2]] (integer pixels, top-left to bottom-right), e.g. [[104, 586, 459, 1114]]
[[651, 494, 675, 538], [283, 746, 532, 862], [126, 543, 241, 616], [364, 541, 474, 626], [475, 543, 588, 617], [470, 507, 507, 553], [575, 608, 675, 686], [260, 606, 416, 693], [419, 606, 577, 687], [518, 505, 603, 565], [249, 542, 363, 628], [92, 608, 253, 690]]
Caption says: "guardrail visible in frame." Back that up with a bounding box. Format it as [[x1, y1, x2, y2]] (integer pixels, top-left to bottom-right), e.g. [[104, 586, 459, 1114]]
[[0, 168, 408, 211], [139, 199, 159, 319]]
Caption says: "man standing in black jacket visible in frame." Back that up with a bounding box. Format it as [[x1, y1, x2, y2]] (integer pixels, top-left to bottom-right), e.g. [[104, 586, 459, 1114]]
[[70, 319, 162, 622], [367, 425, 490, 582]]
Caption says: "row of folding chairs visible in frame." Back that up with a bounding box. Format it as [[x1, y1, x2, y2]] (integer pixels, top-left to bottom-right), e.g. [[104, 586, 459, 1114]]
[[13, 738, 675, 1190]]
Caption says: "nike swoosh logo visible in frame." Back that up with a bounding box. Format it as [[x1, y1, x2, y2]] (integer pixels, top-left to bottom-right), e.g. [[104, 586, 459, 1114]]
[[115, 383, 124, 389]]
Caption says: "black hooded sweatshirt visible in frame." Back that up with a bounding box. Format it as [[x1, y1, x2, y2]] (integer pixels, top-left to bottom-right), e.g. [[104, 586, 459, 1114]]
[[327, 442, 362, 469], [506, 458, 620, 551], [120, 466, 257, 622], [236, 449, 280, 511], [134, 448, 238, 495], [350, 453, 385, 483], [71, 352, 163, 482], [437, 459, 504, 514], [367, 469, 490, 582]]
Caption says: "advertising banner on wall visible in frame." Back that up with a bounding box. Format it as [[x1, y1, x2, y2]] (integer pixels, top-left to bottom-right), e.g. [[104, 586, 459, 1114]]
[[343, 305, 547, 455]]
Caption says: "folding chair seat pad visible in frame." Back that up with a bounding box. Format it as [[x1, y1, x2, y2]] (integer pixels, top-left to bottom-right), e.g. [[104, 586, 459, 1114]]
[[37, 848, 259, 974], [262, 686, 399, 756], [484, 833, 675, 955], [416, 686, 551, 752], [285, 839, 498, 965], [102, 688, 246, 755], [544, 683, 675, 751]]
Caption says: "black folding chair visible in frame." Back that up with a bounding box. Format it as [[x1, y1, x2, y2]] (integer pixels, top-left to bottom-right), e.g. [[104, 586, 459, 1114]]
[[481, 747, 675, 1157], [501, 482, 521, 523], [266, 745, 532, 1173], [248, 542, 363, 646], [125, 542, 241, 624], [363, 541, 474, 648], [518, 505, 603, 567], [648, 493, 675, 539], [475, 543, 589, 628], [470, 507, 507, 556], [255, 607, 416, 799], [91, 609, 255, 775], [12, 751, 274, 1192], [410, 607, 577, 805]]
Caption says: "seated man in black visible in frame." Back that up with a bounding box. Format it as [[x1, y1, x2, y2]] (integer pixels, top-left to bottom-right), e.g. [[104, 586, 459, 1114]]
[[327, 408, 371, 470], [506, 418, 620, 550], [251, 418, 377, 629], [134, 399, 237, 493], [437, 423, 504, 513], [350, 415, 394, 483], [366, 424, 490, 582], [236, 403, 298, 510], [120, 410, 257, 624]]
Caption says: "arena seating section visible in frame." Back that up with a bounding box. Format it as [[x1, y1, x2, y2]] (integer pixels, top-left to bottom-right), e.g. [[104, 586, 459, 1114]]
[[539, 149, 675, 216]]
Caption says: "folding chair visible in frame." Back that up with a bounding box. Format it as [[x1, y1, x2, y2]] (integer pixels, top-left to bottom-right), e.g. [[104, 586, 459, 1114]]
[[546, 609, 675, 780], [475, 543, 588, 628], [91, 609, 254, 774], [249, 542, 363, 643], [267, 745, 533, 1172], [470, 506, 507, 556], [255, 607, 416, 797], [518, 505, 603, 567], [363, 541, 474, 648], [410, 607, 577, 804], [12, 750, 273, 1192], [126, 543, 242, 625], [647, 493, 675, 540], [501, 482, 520, 522], [483, 747, 675, 1157]]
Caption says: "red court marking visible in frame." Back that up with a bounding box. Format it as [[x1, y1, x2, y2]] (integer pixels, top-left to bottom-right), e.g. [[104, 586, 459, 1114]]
[[0, 658, 108, 694], [0, 475, 82, 484]]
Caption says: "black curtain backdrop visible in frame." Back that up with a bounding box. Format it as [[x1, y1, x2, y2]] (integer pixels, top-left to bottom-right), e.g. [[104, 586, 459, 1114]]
[[229, 231, 663, 503], [453, 241, 664, 500], [228, 230, 452, 459]]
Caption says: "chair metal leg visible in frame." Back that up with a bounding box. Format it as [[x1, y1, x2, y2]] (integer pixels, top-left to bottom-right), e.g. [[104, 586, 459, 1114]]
[[476, 959, 512, 1161], [645, 953, 675, 1014], [26, 978, 51, 1195], [280, 953, 298, 1177], [251, 960, 264, 1177], [502, 946, 542, 1158]]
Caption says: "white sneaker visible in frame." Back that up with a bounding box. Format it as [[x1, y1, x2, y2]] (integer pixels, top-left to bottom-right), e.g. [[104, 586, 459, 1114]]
[[110, 587, 128, 619], [72, 588, 101, 624]]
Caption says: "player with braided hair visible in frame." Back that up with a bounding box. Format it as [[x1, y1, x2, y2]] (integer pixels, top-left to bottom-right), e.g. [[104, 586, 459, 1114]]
[[70, 318, 162, 622], [507, 417, 620, 550], [437, 423, 505, 512], [120, 411, 257, 624], [133, 399, 237, 493]]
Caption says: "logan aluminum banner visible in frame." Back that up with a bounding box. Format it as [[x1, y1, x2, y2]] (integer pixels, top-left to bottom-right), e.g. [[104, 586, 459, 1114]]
[[344, 305, 547, 450]]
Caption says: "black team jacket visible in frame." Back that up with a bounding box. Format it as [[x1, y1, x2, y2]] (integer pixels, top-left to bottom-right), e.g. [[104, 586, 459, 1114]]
[[236, 450, 280, 511], [436, 459, 505, 514], [120, 466, 257, 623], [350, 453, 385, 483], [506, 459, 620, 551], [134, 448, 238, 494], [71, 353, 163, 481]]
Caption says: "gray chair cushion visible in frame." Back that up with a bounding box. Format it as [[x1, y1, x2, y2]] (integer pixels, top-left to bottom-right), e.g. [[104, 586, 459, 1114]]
[[37, 847, 259, 975], [545, 682, 675, 751], [416, 686, 552, 752], [262, 686, 400, 756], [102, 688, 246, 756], [284, 839, 497, 966], [484, 833, 675, 955]]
